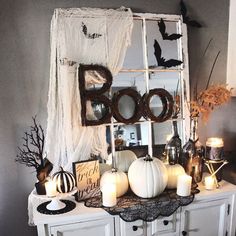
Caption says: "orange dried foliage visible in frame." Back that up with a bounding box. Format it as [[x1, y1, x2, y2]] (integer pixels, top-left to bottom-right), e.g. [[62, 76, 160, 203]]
[[190, 84, 232, 123]]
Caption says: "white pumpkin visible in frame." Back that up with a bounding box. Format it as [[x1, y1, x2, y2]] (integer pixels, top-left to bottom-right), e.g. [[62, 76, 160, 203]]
[[165, 164, 185, 189], [128, 155, 168, 198], [107, 150, 137, 172], [100, 169, 129, 197]]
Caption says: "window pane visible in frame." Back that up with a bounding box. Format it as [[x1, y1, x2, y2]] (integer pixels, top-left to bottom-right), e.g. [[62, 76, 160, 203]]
[[123, 20, 144, 69], [146, 20, 181, 68]]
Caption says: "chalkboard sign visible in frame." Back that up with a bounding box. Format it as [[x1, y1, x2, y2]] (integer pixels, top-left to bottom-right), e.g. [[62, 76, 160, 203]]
[[73, 160, 100, 201]]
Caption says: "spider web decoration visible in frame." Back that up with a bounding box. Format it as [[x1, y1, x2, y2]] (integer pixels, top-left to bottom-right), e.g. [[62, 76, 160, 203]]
[[85, 189, 194, 222]]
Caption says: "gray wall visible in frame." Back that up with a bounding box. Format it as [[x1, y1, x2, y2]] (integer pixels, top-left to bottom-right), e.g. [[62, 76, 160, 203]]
[[0, 0, 232, 235]]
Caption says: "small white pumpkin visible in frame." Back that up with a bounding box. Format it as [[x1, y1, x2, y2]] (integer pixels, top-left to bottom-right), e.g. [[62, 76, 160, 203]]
[[165, 164, 185, 189], [52, 167, 76, 193], [100, 169, 129, 197], [107, 150, 137, 172], [128, 155, 168, 198]]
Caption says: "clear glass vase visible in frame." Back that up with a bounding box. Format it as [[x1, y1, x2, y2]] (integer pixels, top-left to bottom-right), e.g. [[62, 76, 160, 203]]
[[180, 117, 204, 183]]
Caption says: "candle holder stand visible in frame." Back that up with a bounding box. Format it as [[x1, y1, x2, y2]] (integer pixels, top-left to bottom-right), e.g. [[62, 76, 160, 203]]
[[33, 188, 77, 214], [46, 197, 66, 210], [204, 159, 228, 188]]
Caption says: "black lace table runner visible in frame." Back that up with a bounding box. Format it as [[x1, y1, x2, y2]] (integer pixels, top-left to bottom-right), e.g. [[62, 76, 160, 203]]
[[85, 190, 194, 222]]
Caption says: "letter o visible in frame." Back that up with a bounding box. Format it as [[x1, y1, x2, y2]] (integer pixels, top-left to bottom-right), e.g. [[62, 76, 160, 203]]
[[143, 88, 174, 122], [112, 88, 143, 124]]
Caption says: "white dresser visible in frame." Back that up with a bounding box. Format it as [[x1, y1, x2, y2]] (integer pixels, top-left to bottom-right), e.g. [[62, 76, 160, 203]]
[[31, 181, 236, 236]]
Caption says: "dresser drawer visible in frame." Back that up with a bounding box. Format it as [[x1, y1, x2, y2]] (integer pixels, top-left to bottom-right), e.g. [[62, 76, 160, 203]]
[[120, 219, 147, 236], [151, 212, 180, 235], [50, 217, 115, 236]]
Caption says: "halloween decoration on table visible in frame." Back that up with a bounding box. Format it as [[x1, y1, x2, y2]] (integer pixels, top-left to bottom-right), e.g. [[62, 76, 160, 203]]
[[15, 117, 53, 195], [107, 150, 137, 173], [79, 64, 113, 126], [166, 164, 185, 189], [142, 88, 174, 122], [85, 187, 194, 222], [190, 47, 231, 123], [52, 167, 76, 193], [112, 88, 143, 124], [165, 80, 182, 165], [158, 18, 182, 40], [190, 84, 232, 123], [128, 155, 168, 198], [153, 40, 183, 68], [181, 116, 205, 186], [81, 22, 102, 39], [35, 187, 77, 214], [180, 45, 231, 187], [73, 160, 100, 201], [180, 0, 202, 28], [100, 168, 129, 198]]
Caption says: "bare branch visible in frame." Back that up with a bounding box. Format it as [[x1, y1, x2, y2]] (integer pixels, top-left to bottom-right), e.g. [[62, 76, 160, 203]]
[[15, 117, 46, 172]]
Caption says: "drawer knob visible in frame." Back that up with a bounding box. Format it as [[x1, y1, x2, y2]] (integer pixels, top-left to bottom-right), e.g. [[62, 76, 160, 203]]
[[163, 220, 169, 225], [182, 231, 187, 236], [132, 225, 143, 231]]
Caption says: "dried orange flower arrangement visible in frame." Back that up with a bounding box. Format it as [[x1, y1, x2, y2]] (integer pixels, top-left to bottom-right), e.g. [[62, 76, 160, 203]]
[[190, 84, 232, 122], [188, 39, 232, 123]]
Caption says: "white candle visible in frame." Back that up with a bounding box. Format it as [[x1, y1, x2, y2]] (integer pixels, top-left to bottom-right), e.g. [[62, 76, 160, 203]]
[[205, 176, 215, 190], [101, 184, 117, 207], [45, 179, 57, 197], [206, 137, 224, 147], [177, 174, 192, 197]]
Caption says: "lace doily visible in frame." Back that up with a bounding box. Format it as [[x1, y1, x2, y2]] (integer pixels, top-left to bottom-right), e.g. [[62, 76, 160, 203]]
[[85, 189, 194, 222], [37, 200, 76, 215]]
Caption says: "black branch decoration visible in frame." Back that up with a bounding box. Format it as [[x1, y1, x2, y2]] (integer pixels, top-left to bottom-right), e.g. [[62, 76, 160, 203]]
[[81, 22, 102, 39], [180, 0, 202, 28], [153, 40, 183, 68], [15, 117, 53, 194], [158, 18, 182, 40]]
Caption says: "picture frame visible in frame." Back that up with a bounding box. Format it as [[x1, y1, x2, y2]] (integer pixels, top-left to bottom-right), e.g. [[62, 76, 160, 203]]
[[73, 159, 100, 201]]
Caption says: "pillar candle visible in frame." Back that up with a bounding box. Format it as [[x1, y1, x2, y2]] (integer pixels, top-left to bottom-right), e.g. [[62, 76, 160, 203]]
[[101, 183, 117, 207], [206, 137, 224, 160], [177, 174, 192, 197], [45, 179, 57, 197], [205, 176, 215, 190]]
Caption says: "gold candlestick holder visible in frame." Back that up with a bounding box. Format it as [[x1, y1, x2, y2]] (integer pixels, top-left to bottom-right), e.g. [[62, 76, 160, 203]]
[[204, 159, 228, 188]]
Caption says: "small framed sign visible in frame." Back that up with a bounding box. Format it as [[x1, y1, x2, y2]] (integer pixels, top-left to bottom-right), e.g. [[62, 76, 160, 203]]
[[73, 159, 100, 201]]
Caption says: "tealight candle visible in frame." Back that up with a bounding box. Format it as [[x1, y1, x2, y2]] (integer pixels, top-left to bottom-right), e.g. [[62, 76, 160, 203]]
[[177, 174, 192, 197], [205, 176, 215, 190], [45, 179, 57, 197], [101, 183, 117, 207]]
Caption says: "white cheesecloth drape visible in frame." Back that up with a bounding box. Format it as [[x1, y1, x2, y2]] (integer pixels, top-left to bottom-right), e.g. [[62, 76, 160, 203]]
[[45, 7, 133, 173]]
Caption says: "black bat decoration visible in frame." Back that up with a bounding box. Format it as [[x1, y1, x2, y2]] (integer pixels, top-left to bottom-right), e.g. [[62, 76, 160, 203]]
[[180, 0, 202, 28], [81, 22, 102, 39], [153, 40, 183, 68], [158, 18, 182, 40]]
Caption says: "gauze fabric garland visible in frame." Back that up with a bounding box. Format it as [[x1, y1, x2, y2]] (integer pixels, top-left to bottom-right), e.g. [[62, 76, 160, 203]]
[[45, 7, 133, 173]]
